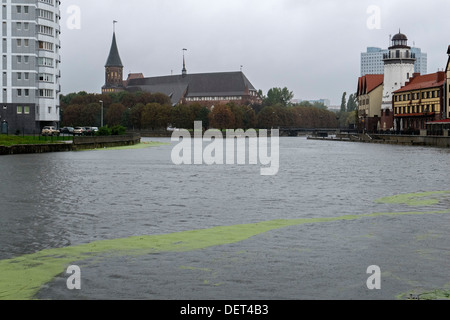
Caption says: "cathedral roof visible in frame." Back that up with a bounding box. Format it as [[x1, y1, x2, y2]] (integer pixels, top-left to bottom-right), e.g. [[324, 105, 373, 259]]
[[126, 71, 257, 106], [105, 32, 123, 68]]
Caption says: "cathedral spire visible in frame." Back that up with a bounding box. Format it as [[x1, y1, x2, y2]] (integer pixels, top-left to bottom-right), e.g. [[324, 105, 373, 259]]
[[182, 48, 187, 77], [102, 23, 124, 94], [105, 23, 123, 68]]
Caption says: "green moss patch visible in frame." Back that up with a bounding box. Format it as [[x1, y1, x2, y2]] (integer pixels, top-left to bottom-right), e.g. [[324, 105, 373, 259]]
[[1, 191, 450, 300], [375, 191, 450, 206]]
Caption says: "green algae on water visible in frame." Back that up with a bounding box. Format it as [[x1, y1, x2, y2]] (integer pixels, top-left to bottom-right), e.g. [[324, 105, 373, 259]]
[[1, 191, 450, 300], [375, 191, 450, 206], [397, 289, 450, 300]]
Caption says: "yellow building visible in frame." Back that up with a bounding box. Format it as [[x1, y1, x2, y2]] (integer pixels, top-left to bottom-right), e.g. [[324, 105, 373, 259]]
[[393, 71, 445, 134], [357, 74, 384, 132]]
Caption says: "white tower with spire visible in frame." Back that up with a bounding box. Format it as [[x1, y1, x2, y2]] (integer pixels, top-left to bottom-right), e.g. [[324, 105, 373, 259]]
[[381, 30, 416, 111]]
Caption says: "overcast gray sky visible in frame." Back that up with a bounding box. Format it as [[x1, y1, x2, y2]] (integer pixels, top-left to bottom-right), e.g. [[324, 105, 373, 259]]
[[59, 0, 450, 106]]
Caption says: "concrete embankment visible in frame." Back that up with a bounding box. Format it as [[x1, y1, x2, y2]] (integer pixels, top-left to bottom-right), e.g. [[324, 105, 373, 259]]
[[308, 133, 450, 148], [0, 133, 141, 155]]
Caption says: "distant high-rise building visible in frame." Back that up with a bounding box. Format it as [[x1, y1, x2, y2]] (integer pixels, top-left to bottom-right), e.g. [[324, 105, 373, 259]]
[[0, 0, 61, 134], [361, 46, 427, 76]]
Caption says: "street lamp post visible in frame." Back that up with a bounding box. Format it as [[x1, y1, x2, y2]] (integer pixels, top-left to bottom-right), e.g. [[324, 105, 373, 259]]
[[99, 100, 104, 127]]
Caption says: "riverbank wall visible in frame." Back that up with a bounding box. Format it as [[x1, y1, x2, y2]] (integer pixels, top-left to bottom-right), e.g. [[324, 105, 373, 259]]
[[308, 133, 450, 148], [0, 133, 141, 155], [131, 130, 172, 137], [71, 133, 141, 150]]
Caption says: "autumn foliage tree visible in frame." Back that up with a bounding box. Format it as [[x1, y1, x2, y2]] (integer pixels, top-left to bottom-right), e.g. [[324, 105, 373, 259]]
[[208, 104, 235, 131], [105, 103, 126, 127], [60, 88, 338, 131]]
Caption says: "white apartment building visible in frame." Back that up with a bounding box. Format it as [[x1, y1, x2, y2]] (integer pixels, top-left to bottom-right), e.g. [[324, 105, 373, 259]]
[[0, 0, 61, 134]]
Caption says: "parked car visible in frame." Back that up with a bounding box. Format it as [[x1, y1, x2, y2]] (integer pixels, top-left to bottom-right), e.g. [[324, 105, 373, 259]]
[[84, 127, 95, 136], [60, 127, 74, 134], [73, 127, 85, 136], [91, 127, 99, 133], [41, 126, 60, 136]]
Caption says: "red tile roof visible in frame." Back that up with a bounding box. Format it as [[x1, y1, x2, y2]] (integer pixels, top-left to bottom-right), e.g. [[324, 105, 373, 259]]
[[127, 73, 144, 80], [394, 72, 445, 93], [357, 74, 384, 95]]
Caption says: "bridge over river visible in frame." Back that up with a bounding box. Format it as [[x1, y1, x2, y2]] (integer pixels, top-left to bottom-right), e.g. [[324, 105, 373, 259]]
[[279, 127, 358, 137]]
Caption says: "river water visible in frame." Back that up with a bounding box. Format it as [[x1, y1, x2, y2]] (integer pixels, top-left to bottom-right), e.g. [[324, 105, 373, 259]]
[[1, 137, 450, 300]]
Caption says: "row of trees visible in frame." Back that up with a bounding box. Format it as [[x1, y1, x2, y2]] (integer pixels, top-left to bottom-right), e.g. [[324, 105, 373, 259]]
[[338, 92, 358, 128], [60, 89, 340, 131]]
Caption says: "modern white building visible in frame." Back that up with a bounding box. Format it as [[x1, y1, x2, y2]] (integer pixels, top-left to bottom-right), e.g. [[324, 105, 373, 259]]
[[0, 0, 61, 134], [361, 46, 427, 77]]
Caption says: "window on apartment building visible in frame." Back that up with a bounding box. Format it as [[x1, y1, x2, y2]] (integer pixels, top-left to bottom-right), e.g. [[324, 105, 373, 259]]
[[17, 106, 22, 114], [17, 56, 21, 63], [24, 106, 30, 114], [24, 73, 29, 80], [17, 89, 22, 96], [17, 39, 22, 47], [24, 39, 28, 47], [37, 9, 54, 21], [16, 6, 21, 14], [24, 56, 29, 64], [17, 22, 22, 30], [38, 41, 53, 51], [17, 72, 21, 80], [39, 73, 53, 82], [24, 23, 29, 31], [24, 6, 28, 14], [24, 89, 29, 97], [39, 89, 53, 98], [38, 57, 53, 67]]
